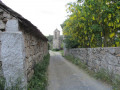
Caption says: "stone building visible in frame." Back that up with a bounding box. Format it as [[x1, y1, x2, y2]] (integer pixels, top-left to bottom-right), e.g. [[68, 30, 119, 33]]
[[0, 1, 48, 89], [53, 29, 60, 49]]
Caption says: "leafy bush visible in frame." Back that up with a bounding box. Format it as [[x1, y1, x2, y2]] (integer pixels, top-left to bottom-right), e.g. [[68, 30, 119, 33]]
[[52, 48, 60, 51], [0, 76, 5, 90], [28, 53, 50, 90]]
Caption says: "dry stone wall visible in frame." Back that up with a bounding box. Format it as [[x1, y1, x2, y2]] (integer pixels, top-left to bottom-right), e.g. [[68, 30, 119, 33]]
[[66, 47, 120, 76], [21, 28, 48, 81]]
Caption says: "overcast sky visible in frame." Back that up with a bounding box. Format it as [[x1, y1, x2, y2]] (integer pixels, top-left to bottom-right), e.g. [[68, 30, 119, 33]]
[[3, 0, 76, 36]]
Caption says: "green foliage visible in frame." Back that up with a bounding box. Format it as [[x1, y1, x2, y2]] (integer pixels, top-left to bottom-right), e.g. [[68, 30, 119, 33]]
[[63, 35, 80, 48], [52, 48, 60, 51], [64, 54, 120, 90], [46, 35, 64, 50], [0, 76, 5, 90], [61, 0, 120, 48], [0, 77, 26, 90], [46, 35, 53, 50], [28, 53, 50, 90]]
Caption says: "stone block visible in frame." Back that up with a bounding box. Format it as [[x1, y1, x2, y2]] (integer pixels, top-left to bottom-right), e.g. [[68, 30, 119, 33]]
[[105, 53, 118, 65], [116, 67, 120, 75], [0, 15, 4, 20], [1, 32, 27, 88], [0, 20, 5, 29], [3, 12, 12, 19], [108, 48, 115, 54], [6, 19, 19, 32], [27, 70, 34, 81], [3, 18, 8, 23], [0, 8, 3, 12]]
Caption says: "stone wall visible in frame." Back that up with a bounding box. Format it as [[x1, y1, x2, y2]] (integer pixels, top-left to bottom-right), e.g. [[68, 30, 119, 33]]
[[0, 7, 48, 88], [21, 27, 48, 81], [66, 47, 120, 76]]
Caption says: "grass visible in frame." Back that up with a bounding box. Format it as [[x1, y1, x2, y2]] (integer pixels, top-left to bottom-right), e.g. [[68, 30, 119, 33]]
[[0, 76, 5, 90], [64, 54, 120, 90], [52, 48, 60, 51], [58, 50, 64, 56], [28, 53, 50, 90], [0, 76, 24, 90]]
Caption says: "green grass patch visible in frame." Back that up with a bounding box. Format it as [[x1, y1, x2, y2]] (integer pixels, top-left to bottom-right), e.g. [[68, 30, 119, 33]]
[[28, 53, 50, 90], [64, 54, 120, 90], [0, 76, 5, 90], [52, 49, 60, 51], [58, 50, 64, 56]]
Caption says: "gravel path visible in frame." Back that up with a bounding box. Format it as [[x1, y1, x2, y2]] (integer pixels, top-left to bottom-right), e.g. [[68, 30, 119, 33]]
[[47, 51, 112, 90]]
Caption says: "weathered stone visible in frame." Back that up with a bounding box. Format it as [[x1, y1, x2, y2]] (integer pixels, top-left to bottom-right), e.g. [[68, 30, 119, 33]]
[[0, 14, 4, 19], [66, 47, 120, 78], [108, 48, 115, 54], [6, 19, 19, 32], [116, 67, 120, 75], [1, 32, 27, 88], [105, 53, 118, 65], [116, 54, 120, 57], [3, 18, 8, 23], [27, 70, 34, 81], [3, 12, 12, 19], [12, 17, 16, 20], [0, 8, 3, 12], [0, 20, 5, 29]]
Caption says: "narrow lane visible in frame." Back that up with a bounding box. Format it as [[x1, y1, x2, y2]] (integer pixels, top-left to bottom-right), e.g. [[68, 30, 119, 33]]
[[48, 51, 112, 90]]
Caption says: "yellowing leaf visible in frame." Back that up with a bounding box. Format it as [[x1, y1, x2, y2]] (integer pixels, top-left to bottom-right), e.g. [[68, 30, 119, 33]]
[[112, 45, 115, 47], [91, 34, 94, 41], [108, 22, 113, 26], [89, 5, 92, 8], [108, 14, 112, 19], [104, 18, 107, 22], [85, 37, 88, 40], [92, 16, 95, 20], [117, 19, 119, 23], [116, 42, 119, 46], [102, 44, 104, 48], [84, 31, 87, 34], [110, 33, 115, 38], [101, 32, 102, 36], [117, 6, 120, 9]]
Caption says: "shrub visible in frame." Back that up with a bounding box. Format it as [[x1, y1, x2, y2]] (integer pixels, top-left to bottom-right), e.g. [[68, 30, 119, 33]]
[[28, 53, 50, 90]]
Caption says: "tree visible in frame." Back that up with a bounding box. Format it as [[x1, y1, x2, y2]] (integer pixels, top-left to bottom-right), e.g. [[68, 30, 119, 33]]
[[61, 0, 120, 48]]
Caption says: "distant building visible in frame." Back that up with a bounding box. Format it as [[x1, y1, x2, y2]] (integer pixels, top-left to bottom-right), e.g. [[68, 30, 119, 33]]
[[53, 29, 60, 49]]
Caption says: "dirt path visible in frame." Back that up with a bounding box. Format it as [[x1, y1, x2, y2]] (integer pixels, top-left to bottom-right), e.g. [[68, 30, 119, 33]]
[[47, 51, 112, 90]]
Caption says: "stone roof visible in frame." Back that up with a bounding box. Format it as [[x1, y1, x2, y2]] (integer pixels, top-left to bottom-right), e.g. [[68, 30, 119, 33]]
[[0, 1, 48, 41]]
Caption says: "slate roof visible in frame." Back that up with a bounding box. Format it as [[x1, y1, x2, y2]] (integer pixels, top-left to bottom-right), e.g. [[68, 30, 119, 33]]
[[0, 1, 48, 41]]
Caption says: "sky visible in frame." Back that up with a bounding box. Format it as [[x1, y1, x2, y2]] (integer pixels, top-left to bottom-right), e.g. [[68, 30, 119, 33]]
[[3, 0, 77, 36]]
